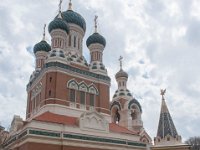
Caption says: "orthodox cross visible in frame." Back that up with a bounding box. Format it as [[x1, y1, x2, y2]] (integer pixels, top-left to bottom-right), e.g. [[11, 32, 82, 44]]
[[94, 15, 98, 33], [42, 24, 46, 41], [160, 89, 166, 100], [119, 56, 123, 70], [68, 0, 72, 10], [58, 0, 63, 18], [59, 0, 62, 13]]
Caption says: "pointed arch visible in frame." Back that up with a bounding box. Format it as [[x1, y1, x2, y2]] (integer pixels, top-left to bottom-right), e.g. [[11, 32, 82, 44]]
[[67, 79, 78, 90], [79, 81, 88, 92], [88, 84, 99, 95]]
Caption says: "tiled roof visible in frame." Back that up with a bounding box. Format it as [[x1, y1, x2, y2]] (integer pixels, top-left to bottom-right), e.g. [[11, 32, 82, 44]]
[[34, 112, 78, 126], [156, 99, 178, 138], [109, 123, 138, 135], [34, 112, 138, 135]]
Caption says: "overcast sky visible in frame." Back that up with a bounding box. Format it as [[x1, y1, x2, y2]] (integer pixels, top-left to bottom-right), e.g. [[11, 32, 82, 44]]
[[0, 0, 200, 142]]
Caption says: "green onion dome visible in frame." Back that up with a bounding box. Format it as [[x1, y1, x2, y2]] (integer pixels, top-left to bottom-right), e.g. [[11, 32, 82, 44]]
[[48, 17, 69, 34], [86, 33, 106, 47], [115, 69, 128, 79], [33, 40, 51, 54], [62, 10, 86, 32]]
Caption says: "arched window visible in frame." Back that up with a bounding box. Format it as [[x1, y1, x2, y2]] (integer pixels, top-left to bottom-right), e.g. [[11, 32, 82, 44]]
[[69, 89, 75, 102], [74, 36, 76, 47], [114, 109, 120, 124], [88, 85, 98, 95], [89, 94, 95, 106], [110, 104, 121, 124], [69, 35, 71, 47], [78, 38, 80, 50], [80, 91, 85, 105]]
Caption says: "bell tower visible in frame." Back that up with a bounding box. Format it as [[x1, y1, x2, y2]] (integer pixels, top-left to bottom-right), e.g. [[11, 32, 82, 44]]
[[110, 56, 143, 132]]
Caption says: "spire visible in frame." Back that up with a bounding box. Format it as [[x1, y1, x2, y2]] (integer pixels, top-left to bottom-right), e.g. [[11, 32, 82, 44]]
[[68, 0, 72, 10], [94, 15, 98, 33], [119, 56, 123, 70], [42, 24, 46, 41], [58, 0, 63, 18], [156, 89, 179, 139]]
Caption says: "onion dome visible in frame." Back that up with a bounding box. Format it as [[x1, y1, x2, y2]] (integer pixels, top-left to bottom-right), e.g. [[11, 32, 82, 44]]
[[115, 69, 128, 79], [33, 40, 51, 54], [48, 17, 69, 34], [62, 10, 86, 32], [86, 33, 106, 47]]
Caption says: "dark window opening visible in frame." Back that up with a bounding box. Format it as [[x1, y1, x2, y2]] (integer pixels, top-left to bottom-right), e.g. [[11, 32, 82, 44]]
[[69, 35, 71, 46], [114, 109, 120, 124], [74, 36, 76, 47], [49, 90, 51, 96], [80, 91, 85, 104], [90, 94, 95, 106], [69, 89, 75, 102], [49, 77, 52, 82]]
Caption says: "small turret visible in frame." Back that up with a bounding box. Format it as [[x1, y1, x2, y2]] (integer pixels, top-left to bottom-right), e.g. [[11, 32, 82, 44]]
[[48, 0, 69, 51], [33, 24, 51, 70], [154, 89, 182, 145], [87, 16, 107, 75]]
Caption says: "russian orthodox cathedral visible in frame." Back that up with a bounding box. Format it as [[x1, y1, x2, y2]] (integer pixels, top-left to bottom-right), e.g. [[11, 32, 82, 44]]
[[0, 1, 190, 150]]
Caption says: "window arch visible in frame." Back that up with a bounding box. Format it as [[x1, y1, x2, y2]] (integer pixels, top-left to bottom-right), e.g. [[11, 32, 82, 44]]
[[110, 102, 121, 124], [88, 84, 98, 95], [67, 79, 78, 90], [79, 82, 88, 92]]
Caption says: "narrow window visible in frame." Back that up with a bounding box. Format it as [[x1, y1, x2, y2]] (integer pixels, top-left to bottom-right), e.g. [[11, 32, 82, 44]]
[[49, 90, 51, 96], [69, 35, 71, 46], [59, 40, 62, 47], [90, 94, 95, 106], [69, 89, 75, 102], [80, 91, 85, 105], [78, 38, 80, 50], [74, 36, 76, 47], [49, 77, 52, 82]]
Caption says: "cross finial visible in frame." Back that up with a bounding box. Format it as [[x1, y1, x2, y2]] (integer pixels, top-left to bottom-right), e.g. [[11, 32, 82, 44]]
[[119, 56, 123, 70], [68, 0, 72, 10], [42, 24, 46, 41], [58, 0, 63, 18], [160, 89, 166, 100], [94, 15, 98, 33]]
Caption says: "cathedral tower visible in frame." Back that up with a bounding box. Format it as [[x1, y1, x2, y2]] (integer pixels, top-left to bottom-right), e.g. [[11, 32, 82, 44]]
[[26, 0, 111, 121]]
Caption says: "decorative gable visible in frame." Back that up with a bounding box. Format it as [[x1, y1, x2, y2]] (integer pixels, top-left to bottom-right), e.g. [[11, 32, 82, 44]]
[[79, 111, 109, 133]]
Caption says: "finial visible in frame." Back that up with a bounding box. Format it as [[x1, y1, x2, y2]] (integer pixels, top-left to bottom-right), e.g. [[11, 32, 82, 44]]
[[68, 0, 72, 10], [42, 24, 46, 41], [119, 56, 123, 70], [58, 0, 63, 18], [160, 89, 166, 100], [94, 15, 98, 33]]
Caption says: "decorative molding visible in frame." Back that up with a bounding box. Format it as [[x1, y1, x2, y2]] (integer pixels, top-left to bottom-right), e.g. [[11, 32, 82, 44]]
[[80, 111, 109, 133]]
